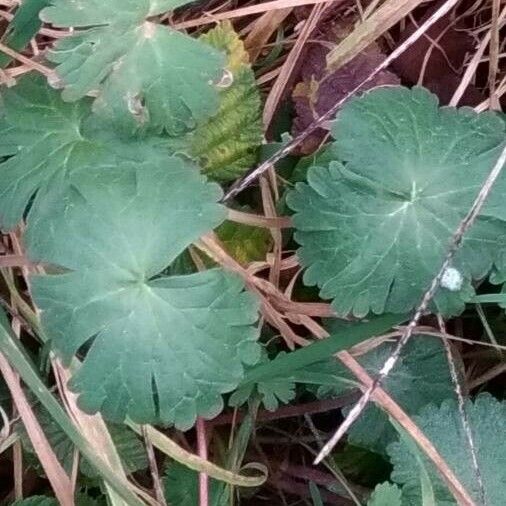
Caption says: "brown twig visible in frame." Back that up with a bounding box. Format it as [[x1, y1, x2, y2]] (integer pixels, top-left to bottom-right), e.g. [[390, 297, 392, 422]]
[[210, 393, 359, 426], [143, 425, 167, 506]]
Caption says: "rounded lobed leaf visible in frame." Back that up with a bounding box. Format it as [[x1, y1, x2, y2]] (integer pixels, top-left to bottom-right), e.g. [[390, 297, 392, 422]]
[[41, 0, 225, 134], [0, 75, 170, 230], [26, 160, 260, 429], [288, 86, 506, 317]]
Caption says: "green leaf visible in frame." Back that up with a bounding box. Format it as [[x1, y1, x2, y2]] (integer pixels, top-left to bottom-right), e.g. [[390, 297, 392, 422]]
[[164, 462, 229, 506], [0, 75, 168, 229], [189, 22, 263, 181], [287, 86, 506, 317], [230, 352, 296, 411], [367, 483, 402, 506], [12, 497, 58, 506], [313, 335, 455, 454], [41, 0, 225, 134], [0, 0, 50, 68], [387, 394, 506, 505], [26, 160, 260, 428], [309, 482, 324, 506]]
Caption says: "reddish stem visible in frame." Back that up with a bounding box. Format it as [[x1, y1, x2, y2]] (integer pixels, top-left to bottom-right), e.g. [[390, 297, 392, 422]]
[[196, 417, 209, 506], [209, 393, 358, 427]]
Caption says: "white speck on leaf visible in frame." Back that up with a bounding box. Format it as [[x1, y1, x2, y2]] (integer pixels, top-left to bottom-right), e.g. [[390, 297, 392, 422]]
[[441, 267, 463, 292]]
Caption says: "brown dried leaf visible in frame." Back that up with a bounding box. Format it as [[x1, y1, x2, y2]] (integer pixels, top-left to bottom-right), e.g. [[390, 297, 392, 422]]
[[292, 22, 399, 154]]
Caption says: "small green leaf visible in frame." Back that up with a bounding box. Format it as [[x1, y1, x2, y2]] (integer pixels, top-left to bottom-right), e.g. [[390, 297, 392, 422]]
[[41, 0, 225, 134], [189, 22, 263, 181], [288, 86, 506, 317], [26, 160, 260, 428], [230, 352, 296, 411], [388, 394, 506, 505], [164, 462, 229, 506], [0, 75, 168, 229], [367, 483, 402, 506]]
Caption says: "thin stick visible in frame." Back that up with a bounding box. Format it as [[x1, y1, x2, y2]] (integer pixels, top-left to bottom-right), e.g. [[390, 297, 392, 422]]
[[143, 426, 167, 506], [222, 0, 462, 202], [196, 418, 209, 506], [314, 142, 506, 465], [336, 351, 475, 506], [437, 315, 485, 505]]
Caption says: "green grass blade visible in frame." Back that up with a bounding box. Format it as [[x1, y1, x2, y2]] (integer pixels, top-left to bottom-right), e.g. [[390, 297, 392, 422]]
[[241, 314, 407, 384]]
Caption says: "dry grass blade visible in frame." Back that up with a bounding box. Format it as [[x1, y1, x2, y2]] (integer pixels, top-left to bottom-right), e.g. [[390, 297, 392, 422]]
[[175, 0, 332, 30], [487, 0, 501, 109], [314, 141, 506, 466], [263, 1, 330, 128], [326, 0, 428, 70], [450, 4, 506, 106], [0, 42, 54, 77], [0, 353, 74, 505], [244, 8, 293, 62], [335, 351, 476, 506], [227, 208, 292, 228]]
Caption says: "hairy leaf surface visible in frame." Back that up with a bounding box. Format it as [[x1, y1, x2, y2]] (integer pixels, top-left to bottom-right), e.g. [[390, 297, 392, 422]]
[[288, 87, 506, 316], [388, 394, 506, 505], [190, 22, 263, 181], [26, 161, 260, 428], [0, 75, 167, 229], [41, 0, 225, 133]]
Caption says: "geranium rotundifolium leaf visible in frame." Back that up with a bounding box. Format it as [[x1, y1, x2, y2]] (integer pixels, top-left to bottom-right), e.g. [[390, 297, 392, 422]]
[[41, 0, 226, 134], [288, 86, 506, 317], [26, 159, 260, 429], [387, 394, 506, 505], [0, 75, 169, 230]]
